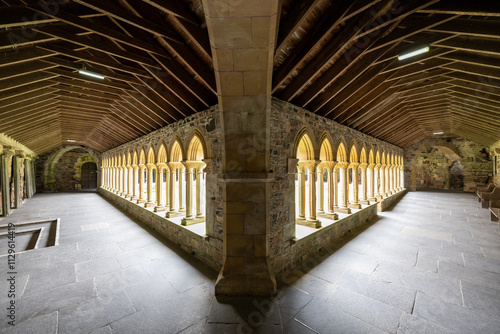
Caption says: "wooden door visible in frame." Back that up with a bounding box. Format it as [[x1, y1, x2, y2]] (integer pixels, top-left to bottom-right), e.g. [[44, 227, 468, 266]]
[[81, 162, 97, 189]]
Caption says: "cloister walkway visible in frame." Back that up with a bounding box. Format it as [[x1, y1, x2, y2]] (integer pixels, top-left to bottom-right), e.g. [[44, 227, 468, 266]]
[[1, 190, 499, 333]]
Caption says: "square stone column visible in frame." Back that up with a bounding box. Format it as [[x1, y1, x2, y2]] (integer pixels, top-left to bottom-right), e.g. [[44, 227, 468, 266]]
[[203, 0, 280, 296]]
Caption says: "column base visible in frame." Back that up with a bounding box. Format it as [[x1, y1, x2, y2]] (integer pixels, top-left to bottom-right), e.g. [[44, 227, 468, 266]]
[[296, 218, 321, 228], [136, 199, 146, 204], [215, 259, 277, 296], [317, 212, 339, 220], [131, 196, 138, 201], [154, 205, 167, 212], [348, 203, 362, 209], [359, 199, 370, 205], [181, 216, 205, 226], [166, 210, 183, 218], [144, 202, 156, 208], [120, 192, 127, 197], [375, 195, 383, 200], [125, 194, 132, 199], [368, 197, 378, 202], [336, 207, 351, 214]]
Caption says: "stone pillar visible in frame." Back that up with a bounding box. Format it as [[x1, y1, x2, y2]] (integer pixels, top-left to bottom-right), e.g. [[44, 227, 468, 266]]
[[337, 162, 351, 214], [14, 151, 24, 208], [122, 165, 128, 196], [374, 164, 382, 200], [297, 164, 306, 220], [100, 164, 105, 189], [125, 165, 132, 199], [154, 163, 167, 212], [178, 166, 185, 213], [203, 0, 280, 295], [24, 156, 33, 199], [390, 166, 395, 193], [400, 166, 405, 189], [333, 165, 338, 208], [1, 148, 14, 216], [385, 164, 391, 195], [195, 165, 205, 218], [327, 163, 335, 213], [348, 163, 361, 209], [306, 160, 320, 227], [137, 165, 146, 204], [165, 167, 170, 208], [31, 158, 36, 196], [317, 164, 325, 214], [166, 162, 182, 218], [367, 163, 377, 202], [181, 161, 205, 225], [131, 165, 138, 200], [359, 163, 369, 205], [379, 165, 386, 197], [145, 164, 156, 207]]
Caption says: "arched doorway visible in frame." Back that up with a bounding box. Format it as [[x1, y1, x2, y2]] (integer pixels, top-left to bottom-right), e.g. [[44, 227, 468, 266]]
[[81, 162, 97, 189], [449, 161, 464, 190]]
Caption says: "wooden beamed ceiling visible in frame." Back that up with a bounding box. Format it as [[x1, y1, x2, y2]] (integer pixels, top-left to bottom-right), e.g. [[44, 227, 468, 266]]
[[1, 0, 500, 154]]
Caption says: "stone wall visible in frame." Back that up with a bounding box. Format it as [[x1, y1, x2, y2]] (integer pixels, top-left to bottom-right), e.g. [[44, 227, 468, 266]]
[[101, 106, 224, 270], [36, 146, 100, 192], [404, 138, 492, 192], [269, 98, 404, 275]]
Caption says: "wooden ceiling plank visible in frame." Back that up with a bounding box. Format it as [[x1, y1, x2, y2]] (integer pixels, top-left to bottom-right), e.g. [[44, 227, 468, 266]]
[[435, 36, 500, 57], [142, 0, 198, 24], [0, 71, 58, 92], [417, 0, 500, 17], [44, 68, 133, 91], [0, 46, 55, 67], [1, 60, 58, 81], [0, 81, 58, 101], [272, 0, 356, 91], [0, 89, 57, 110], [50, 77, 124, 96]]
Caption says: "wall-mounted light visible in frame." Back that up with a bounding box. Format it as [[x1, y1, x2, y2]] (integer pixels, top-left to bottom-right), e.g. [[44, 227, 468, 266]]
[[67, 139, 76, 142], [433, 131, 444, 135], [398, 46, 430, 61], [78, 69, 105, 80]]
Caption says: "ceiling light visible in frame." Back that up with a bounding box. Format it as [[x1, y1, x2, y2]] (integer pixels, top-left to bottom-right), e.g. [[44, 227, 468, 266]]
[[67, 139, 76, 142], [433, 131, 444, 135], [398, 46, 430, 61], [79, 69, 105, 80]]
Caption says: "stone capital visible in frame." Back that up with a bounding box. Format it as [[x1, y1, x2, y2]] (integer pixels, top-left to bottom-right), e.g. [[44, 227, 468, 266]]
[[359, 163, 368, 169], [156, 162, 168, 171], [168, 162, 184, 170], [182, 160, 206, 172], [15, 150, 25, 158], [297, 159, 319, 172], [336, 161, 349, 170], [348, 162, 360, 170], [374, 163, 381, 170]]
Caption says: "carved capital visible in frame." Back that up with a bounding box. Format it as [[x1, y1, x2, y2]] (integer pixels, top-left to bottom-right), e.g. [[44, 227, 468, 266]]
[[348, 162, 360, 170], [336, 161, 349, 170], [359, 163, 368, 169]]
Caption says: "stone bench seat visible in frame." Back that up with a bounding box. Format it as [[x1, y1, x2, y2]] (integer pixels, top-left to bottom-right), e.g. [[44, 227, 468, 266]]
[[489, 200, 500, 234]]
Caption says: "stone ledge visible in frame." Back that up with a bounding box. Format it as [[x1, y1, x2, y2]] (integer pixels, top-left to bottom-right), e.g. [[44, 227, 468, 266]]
[[99, 188, 222, 271]]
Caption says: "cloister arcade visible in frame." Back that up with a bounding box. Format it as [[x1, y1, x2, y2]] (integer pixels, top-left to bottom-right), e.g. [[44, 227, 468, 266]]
[[294, 130, 404, 229], [101, 133, 207, 227]]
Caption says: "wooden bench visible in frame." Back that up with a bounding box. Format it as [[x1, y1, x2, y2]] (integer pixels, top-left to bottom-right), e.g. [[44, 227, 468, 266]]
[[489, 200, 500, 234], [481, 187, 500, 208], [477, 183, 495, 202]]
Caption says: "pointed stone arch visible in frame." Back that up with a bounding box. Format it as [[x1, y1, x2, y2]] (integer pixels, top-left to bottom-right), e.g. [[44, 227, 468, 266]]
[[292, 127, 316, 160], [157, 143, 168, 164], [349, 141, 359, 163], [170, 139, 184, 162], [336, 140, 348, 162], [186, 128, 209, 160], [318, 132, 335, 162]]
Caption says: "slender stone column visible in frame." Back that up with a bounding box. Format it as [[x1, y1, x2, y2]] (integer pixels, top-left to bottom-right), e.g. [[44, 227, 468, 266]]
[[125, 165, 132, 199], [333, 166, 338, 208], [195, 166, 205, 218], [385, 165, 391, 195], [337, 162, 351, 214], [111, 167, 115, 192], [400, 166, 405, 189], [306, 160, 320, 227], [25, 156, 33, 199], [121, 165, 128, 196], [390, 166, 395, 193], [137, 165, 146, 204], [380, 165, 386, 197], [327, 162, 336, 214], [166, 162, 182, 218], [165, 167, 170, 208], [178, 166, 185, 212], [297, 164, 306, 220], [14, 151, 24, 208], [181, 161, 206, 225], [348, 163, 361, 209], [131, 165, 138, 200], [1, 148, 14, 216], [154, 163, 167, 212], [367, 163, 377, 202], [100, 164, 105, 189], [359, 163, 369, 205], [374, 164, 382, 200], [317, 164, 325, 214], [145, 164, 156, 207]]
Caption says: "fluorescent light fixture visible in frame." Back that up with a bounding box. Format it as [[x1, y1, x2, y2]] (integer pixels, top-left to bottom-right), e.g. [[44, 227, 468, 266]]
[[67, 139, 76, 142], [78, 69, 105, 80], [433, 131, 444, 135], [398, 46, 430, 61]]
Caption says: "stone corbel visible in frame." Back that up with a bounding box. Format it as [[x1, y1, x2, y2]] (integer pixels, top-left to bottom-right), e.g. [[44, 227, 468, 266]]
[[288, 158, 299, 174]]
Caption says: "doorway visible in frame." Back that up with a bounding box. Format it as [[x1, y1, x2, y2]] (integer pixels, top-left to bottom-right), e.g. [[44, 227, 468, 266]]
[[81, 162, 97, 189]]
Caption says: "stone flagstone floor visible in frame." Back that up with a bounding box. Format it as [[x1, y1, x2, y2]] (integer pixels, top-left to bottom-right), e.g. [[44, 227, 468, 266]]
[[1, 190, 500, 333]]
